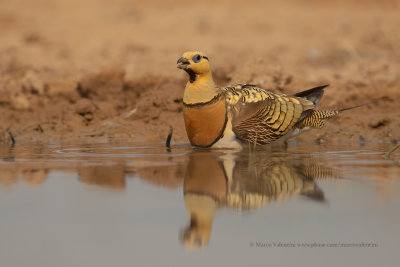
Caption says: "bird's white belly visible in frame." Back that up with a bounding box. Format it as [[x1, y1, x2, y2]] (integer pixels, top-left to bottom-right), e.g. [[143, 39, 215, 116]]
[[213, 118, 242, 149]]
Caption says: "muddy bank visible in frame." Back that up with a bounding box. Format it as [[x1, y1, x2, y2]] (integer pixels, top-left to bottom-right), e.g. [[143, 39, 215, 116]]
[[0, 0, 399, 145]]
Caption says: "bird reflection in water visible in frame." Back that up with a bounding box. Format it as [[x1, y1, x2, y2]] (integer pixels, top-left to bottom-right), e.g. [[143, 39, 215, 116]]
[[181, 150, 338, 249], [0, 143, 338, 250]]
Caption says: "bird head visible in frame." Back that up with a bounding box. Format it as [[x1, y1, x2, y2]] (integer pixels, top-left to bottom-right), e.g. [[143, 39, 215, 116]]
[[180, 216, 211, 250], [177, 51, 210, 76], [179, 193, 216, 250]]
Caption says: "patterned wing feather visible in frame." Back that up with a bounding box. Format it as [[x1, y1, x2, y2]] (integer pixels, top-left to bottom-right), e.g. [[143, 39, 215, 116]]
[[224, 85, 315, 145], [296, 110, 340, 129]]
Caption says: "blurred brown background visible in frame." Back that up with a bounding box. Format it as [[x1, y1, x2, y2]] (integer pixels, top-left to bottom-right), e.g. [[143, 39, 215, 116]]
[[0, 0, 399, 144]]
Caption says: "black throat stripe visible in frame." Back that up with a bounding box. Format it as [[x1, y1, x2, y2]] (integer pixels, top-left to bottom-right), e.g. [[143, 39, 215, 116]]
[[184, 68, 197, 83]]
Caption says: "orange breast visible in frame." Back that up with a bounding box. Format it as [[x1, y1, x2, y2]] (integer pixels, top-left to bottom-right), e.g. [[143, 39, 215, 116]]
[[184, 153, 227, 200], [183, 98, 227, 147]]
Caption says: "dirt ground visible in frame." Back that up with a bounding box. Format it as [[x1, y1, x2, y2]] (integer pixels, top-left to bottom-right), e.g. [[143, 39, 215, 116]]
[[0, 0, 399, 145]]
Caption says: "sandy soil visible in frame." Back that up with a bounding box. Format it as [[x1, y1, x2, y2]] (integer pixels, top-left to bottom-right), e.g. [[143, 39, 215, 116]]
[[0, 0, 399, 145]]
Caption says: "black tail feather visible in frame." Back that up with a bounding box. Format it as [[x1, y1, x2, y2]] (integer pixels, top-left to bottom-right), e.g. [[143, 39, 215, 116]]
[[301, 185, 325, 202], [294, 84, 328, 105]]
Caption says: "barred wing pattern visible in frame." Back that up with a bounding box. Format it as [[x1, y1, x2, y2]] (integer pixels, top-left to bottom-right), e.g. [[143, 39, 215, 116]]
[[227, 156, 339, 210], [296, 110, 340, 129], [223, 84, 315, 145]]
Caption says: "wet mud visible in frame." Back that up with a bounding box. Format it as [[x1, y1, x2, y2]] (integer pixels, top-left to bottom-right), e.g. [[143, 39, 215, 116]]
[[0, 0, 399, 145]]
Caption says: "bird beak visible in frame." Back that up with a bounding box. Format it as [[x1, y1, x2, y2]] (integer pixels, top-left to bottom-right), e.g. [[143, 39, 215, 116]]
[[177, 57, 190, 69]]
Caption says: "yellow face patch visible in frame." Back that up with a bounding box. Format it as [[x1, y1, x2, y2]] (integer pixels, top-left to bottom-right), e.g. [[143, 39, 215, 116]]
[[179, 51, 211, 75]]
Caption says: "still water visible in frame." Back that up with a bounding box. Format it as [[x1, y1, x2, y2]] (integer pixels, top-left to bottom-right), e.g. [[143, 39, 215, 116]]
[[0, 141, 399, 267]]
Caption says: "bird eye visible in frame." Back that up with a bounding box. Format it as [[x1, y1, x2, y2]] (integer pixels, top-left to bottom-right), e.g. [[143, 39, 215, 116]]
[[192, 54, 202, 63]]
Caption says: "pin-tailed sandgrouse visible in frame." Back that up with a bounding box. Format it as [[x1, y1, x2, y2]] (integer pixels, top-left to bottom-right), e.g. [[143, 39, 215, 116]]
[[177, 51, 348, 148]]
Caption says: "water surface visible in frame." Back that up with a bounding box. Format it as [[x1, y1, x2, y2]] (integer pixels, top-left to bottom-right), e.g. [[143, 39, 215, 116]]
[[0, 141, 399, 267]]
